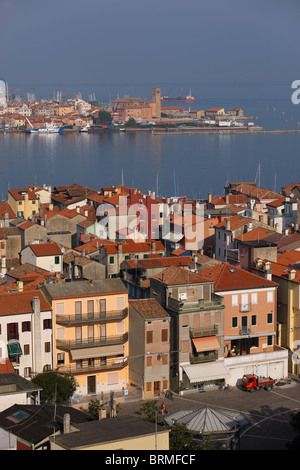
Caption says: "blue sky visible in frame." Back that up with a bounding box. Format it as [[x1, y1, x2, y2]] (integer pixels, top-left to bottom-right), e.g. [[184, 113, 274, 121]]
[[1, 0, 299, 96]]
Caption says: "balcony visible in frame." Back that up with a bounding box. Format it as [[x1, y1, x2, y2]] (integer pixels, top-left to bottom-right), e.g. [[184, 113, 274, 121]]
[[189, 325, 218, 338], [56, 308, 128, 326], [168, 294, 223, 312], [239, 326, 252, 335], [239, 303, 252, 313], [227, 249, 239, 262], [190, 353, 219, 364], [57, 356, 128, 374], [56, 332, 128, 351]]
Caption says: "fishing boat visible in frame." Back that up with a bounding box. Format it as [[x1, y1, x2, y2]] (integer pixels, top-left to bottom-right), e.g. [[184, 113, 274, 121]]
[[26, 118, 64, 134]]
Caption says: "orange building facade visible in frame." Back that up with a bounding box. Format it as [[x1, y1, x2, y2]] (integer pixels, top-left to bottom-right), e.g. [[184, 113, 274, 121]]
[[42, 279, 129, 399]]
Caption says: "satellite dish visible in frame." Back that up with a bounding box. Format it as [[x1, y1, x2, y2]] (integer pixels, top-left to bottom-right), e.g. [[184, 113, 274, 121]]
[[61, 247, 65, 254]]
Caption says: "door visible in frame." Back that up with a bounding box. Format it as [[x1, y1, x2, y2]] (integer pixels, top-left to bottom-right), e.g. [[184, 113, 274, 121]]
[[88, 325, 94, 343], [99, 299, 106, 318], [87, 300, 94, 319], [87, 375, 96, 394], [154, 381, 160, 396], [75, 301, 82, 320], [241, 316, 248, 334], [75, 326, 82, 345]]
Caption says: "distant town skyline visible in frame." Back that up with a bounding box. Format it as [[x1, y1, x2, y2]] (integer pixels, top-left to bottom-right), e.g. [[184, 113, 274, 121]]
[[1, 0, 300, 93]]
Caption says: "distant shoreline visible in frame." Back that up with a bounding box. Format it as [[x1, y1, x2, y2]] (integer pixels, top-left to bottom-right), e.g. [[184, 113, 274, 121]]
[[1, 127, 300, 135]]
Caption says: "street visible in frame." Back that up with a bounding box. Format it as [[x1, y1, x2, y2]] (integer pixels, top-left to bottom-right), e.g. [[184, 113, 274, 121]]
[[117, 377, 300, 450]]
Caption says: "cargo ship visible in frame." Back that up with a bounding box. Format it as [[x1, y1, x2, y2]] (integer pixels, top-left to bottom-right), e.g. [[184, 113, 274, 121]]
[[161, 89, 196, 102]]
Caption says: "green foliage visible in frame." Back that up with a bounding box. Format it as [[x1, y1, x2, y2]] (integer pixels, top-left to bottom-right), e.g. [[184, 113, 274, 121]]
[[136, 400, 163, 424], [95, 110, 113, 125], [169, 422, 194, 450], [124, 118, 137, 128], [87, 399, 104, 419], [32, 372, 77, 404]]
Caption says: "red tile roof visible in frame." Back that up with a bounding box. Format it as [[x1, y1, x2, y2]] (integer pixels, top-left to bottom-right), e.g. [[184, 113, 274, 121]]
[[0, 290, 51, 316], [214, 215, 253, 231], [151, 266, 210, 286], [0, 203, 16, 219], [235, 227, 276, 242], [28, 242, 62, 257], [129, 298, 170, 319], [0, 358, 15, 374], [200, 263, 278, 291]]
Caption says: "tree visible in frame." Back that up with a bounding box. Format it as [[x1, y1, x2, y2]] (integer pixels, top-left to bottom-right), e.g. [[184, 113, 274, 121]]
[[135, 400, 164, 424], [32, 372, 77, 404], [124, 118, 137, 128], [95, 110, 113, 125], [169, 422, 194, 450]]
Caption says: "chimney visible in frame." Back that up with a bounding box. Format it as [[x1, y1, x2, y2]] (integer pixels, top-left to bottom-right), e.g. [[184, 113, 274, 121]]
[[225, 218, 230, 230], [263, 261, 272, 280], [255, 258, 263, 269], [288, 269, 296, 280], [17, 281, 23, 292], [63, 413, 71, 434], [208, 193, 212, 203], [225, 193, 229, 205]]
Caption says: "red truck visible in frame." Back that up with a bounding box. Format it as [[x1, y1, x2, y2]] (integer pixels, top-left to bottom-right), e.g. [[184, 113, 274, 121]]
[[241, 374, 276, 392]]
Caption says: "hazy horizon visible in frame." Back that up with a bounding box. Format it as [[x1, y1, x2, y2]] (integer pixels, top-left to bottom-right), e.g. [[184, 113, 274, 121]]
[[1, 0, 300, 102]]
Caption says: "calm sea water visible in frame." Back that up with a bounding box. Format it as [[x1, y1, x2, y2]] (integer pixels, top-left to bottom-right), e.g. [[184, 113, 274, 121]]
[[0, 96, 299, 200]]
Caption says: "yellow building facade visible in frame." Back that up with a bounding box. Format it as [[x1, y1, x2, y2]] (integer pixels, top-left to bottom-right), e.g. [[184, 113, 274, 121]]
[[8, 188, 40, 220], [42, 279, 129, 398]]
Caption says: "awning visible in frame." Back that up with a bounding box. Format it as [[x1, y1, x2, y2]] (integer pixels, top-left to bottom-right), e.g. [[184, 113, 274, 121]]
[[7, 342, 22, 357], [192, 336, 220, 353], [182, 361, 230, 383], [71, 344, 124, 360]]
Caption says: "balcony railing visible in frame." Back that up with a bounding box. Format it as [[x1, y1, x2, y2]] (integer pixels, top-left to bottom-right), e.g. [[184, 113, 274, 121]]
[[56, 308, 128, 325], [190, 353, 219, 364], [189, 325, 218, 338], [239, 326, 252, 335], [168, 294, 223, 312], [56, 332, 128, 350], [57, 356, 128, 374]]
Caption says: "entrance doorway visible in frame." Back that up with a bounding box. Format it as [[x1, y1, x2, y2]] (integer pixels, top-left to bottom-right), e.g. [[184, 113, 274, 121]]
[[87, 375, 96, 394], [154, 381, 160, 396]]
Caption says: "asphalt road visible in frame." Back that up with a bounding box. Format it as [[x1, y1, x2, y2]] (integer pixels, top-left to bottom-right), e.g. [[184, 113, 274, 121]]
[[117, 377, 300, 450]]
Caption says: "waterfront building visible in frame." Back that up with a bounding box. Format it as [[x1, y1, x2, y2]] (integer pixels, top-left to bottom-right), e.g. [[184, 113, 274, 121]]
[[0, 290, 53, 378], [20, 242, 64, 274], [112, 87, 161, 122], [99, 239, 165, 278], [8, 188, 40, 220], [200, 263, 288, 384], [41, 279, 129, 398], [252, 256, 300, 376], [128, 298, 171, 399], [149, 266, 226, 393]]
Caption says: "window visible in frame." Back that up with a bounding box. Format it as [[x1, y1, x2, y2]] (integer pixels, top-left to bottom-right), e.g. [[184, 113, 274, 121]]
[[43, 319, 52, 329], [146, 331, 153, 344], [54, 256, 60, 265], [146, 356, 152, 367], [267, 335, 273, 346], [22, 321, 31, 332], [232, 317, 238, 328], [251, 293, 258, 304], [109, 256, 114, 265], [57, 353, 65, 364], [162, 354, 168, 365], [24, 344, 30, 355], [232, 295, 238, 306], [45, 342, 51, 353], [24, 367, 31, 377], [267, 313, 273, 324], [251, 315, 257, 326], [161, 329, 168, 342], [267, 291, 273, 303]]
